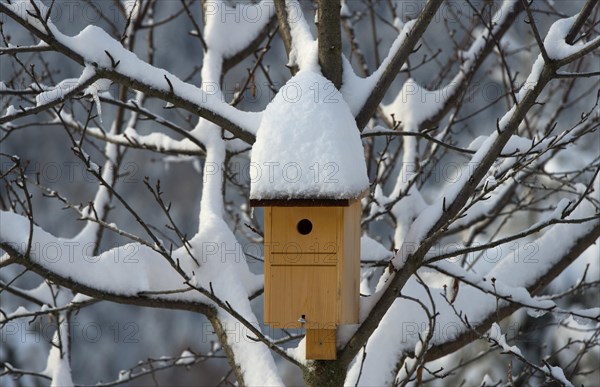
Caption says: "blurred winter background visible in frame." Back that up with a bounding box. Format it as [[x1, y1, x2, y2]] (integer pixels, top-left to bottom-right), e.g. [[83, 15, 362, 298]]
[[1, 0, 598, 385]]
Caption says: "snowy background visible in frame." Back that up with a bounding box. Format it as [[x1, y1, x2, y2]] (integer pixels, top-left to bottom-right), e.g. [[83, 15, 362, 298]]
[[1, 0, 599, 385]]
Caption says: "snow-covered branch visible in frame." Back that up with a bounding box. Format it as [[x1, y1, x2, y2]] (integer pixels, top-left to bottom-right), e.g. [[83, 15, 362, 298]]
[[2, 0, 598, 384], [349, 0, 443, 129], [0, 0, 261, 144], [339, 6, 600, 371]]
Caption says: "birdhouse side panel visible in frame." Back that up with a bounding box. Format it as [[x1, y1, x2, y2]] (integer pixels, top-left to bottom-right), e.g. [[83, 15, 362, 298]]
[[338, 201, 361, 324], [264, 207, 273, 323]]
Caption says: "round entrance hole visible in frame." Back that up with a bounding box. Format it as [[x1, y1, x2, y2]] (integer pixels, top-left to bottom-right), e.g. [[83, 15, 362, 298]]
[[297, 219, 313, 235]]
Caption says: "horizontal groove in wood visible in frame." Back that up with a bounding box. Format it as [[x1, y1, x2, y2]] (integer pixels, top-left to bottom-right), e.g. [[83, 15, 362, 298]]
[[267, 253, 338, 266], [267, 243, 338, 254]]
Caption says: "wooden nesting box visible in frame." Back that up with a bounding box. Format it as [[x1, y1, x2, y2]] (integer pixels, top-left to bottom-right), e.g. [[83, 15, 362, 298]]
[[251, 195, 363, 360]]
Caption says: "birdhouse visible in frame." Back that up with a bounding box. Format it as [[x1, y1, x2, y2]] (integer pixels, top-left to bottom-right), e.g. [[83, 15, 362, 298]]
[[251, 193, 365, 359], [249, 71, 370, 360]]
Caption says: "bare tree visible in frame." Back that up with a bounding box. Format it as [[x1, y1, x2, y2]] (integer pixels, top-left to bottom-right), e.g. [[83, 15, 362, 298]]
[[1, 0, 599, 386]]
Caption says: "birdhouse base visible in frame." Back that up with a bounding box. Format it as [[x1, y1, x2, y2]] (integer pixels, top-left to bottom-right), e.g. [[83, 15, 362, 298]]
[[306, 328, 336, 360]]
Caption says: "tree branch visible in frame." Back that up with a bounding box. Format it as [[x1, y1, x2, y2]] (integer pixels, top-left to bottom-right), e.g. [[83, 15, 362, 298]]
[[317, 0, 342, 88], [354, 0, 444, 130], [0, 3, 257, 144], [419, 1, 523, 130], [1, 242, 215, 315], [223, 15, 277, 73], [424, 224, 600, 362], [564, 0, 598, 45], [0, 75, 99, 124], [273, 0, 294, 63], [340, 2, 598, 367]]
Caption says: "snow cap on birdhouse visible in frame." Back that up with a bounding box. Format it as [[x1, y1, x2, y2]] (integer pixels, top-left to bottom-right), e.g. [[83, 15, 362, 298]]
[[250, 71, 369, 202]]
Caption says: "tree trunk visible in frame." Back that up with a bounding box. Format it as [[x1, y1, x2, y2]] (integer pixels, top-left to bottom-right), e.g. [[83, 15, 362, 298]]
[[317, 0, 343, 89], [304, 360, 347, 387]]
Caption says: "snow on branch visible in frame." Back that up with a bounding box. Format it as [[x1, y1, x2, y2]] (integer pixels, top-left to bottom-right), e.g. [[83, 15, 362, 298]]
[[281, 0, 318, 72], [484, 323, 575, 387], [0, 1, 288, 382], [381, 0, 522, 133], [0, 211, 201, 301], [339, 7, 599, 370], [0, 207, 287, 384], [0, 0, 260, 144], [45, 312, 74, 386], [56, 109, 207, 156], [544, 11, 600, 63], [344, 199, 599, 385], [204, 0, 275, 72], [201, 0, 275, 85], [344, 0, 444, 129], [2, 0, 598, 384], [1, 66, 99, 123]]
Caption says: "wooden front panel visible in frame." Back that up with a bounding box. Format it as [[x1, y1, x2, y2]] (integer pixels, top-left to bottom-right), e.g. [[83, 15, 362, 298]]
[[269, 207, 340, 253], [263, 203, 361, 329], [266, 265, 337, 328]]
